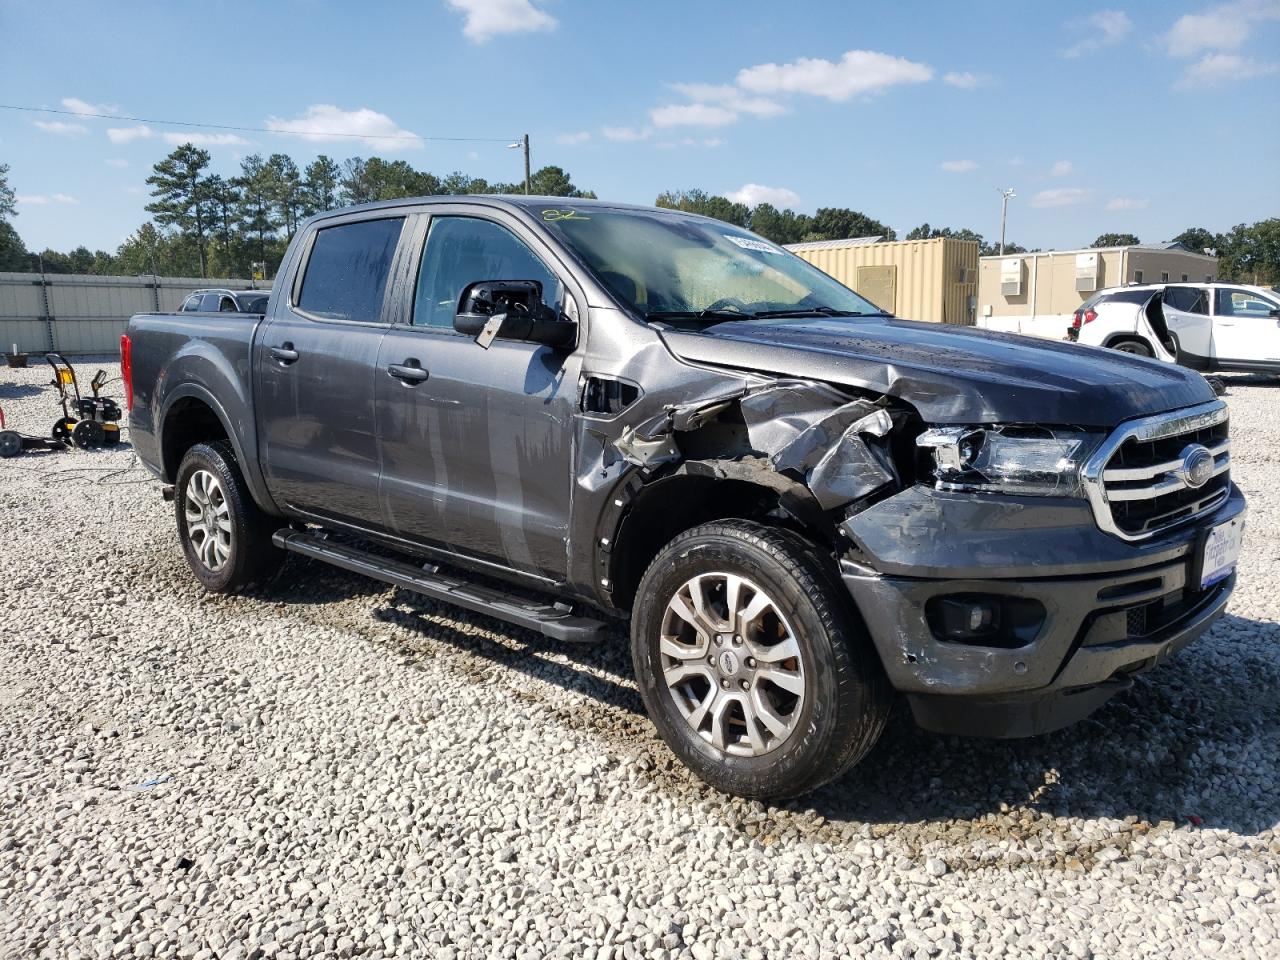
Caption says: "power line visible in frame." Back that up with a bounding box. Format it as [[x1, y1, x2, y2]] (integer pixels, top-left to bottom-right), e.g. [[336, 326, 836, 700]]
[[1, 103, 517, 144]]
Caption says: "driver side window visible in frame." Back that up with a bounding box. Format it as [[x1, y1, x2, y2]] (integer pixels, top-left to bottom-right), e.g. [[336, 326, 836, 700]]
[[1217, 288, 1277, 318], [412, 216, 563, 329]]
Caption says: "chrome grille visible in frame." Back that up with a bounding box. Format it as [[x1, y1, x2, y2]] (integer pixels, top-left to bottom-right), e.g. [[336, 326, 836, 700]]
[[1082, 401, 1230, 541]]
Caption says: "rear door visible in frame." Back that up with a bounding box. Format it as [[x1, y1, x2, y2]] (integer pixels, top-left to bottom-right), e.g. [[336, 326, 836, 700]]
[[1160, 285, 1213, 361], [374, 207, 583, 580], [1211, 287, 1280, 366], [256, 214, 408, 527]]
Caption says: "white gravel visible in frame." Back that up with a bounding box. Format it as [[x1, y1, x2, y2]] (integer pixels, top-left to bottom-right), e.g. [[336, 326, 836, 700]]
[[1, 359, 1278, 960]]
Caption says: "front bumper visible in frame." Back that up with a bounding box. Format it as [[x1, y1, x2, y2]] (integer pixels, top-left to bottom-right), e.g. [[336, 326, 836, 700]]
[[840, 482, 1245, 737]]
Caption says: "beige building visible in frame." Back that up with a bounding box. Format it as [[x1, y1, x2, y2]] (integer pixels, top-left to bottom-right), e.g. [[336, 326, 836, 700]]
[[787, 236, 980, 325], [978, 243, 1219, 338]]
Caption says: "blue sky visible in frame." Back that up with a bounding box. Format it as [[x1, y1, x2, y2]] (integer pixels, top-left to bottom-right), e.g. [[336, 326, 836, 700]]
[[2, 0, 1278, 254]]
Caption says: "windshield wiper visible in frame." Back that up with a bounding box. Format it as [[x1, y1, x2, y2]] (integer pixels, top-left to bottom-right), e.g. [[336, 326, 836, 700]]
[[645, 309, 757, 323], [751, 306, 870, 318]]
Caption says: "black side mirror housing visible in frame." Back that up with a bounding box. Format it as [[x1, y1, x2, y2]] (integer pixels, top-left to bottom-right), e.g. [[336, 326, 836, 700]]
[[454, 280, 577, 349]]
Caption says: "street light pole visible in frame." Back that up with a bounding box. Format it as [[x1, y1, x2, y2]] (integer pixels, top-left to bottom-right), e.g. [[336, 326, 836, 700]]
[[997, 187, 1016, 255], [508, 134, 532, 194]]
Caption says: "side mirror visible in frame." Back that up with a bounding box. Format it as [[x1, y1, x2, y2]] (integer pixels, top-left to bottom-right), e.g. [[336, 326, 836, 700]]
[[454, 280, 576, 349]]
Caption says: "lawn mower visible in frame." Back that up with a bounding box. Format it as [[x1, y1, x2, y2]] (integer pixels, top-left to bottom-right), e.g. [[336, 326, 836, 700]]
[[46, 352, 123, 450], [0, 403, 68, 458]]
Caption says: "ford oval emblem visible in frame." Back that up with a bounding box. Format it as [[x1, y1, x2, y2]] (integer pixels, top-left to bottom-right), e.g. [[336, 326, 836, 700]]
[[1179, 444, 1215, 489]]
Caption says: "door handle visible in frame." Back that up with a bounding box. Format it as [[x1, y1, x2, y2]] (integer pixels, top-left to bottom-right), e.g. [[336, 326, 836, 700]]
[[387, 360, 429, 384], [270, 343, 299, 364]]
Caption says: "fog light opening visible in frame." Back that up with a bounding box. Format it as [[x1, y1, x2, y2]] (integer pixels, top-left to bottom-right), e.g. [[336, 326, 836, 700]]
[[925, 594, 1045, 649]]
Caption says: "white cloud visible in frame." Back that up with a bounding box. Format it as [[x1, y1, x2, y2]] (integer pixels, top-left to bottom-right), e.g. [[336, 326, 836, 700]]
[[1166, 6, 1249, 56], [16, 193, 77, 205], [940, 159, 977, 173], [160, 132, 250, 146], [601, 125, 652, 142], [1106, 196, 1150, 211], [943, 71, 984, 88], [61, 97, 119, 116], [736, 49, 933, 102], [1176, 52, 1280, 86], [34, 120, 88, 136], [1031, 187, 1090, 208], [1062, 9, 1133, 58], [669, 82, 787, 118], [265, 104, 421, 152], [724, 183, 801, 208], [1049, 160, 1073, 177], [445, 0, 555, 43], [105, 158, 129, 168], [650, 103, 740, 128], [556, 131, 591, 145], [106, 124, 153, 144], [656, 137, 724, 149]]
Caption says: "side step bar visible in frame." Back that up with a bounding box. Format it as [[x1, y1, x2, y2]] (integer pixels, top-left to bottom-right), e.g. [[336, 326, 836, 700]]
[[272, 529, 609, 644]]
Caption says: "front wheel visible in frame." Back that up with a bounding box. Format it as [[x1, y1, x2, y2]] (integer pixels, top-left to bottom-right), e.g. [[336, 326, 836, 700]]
[[631, 520, 890, 799], [174, 441, 283, 593], [1112, 340, 1153, 357]]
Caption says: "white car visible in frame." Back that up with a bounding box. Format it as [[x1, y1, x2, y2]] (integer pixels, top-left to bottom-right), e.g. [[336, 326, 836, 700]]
[[1069, 282, 1280, 375]]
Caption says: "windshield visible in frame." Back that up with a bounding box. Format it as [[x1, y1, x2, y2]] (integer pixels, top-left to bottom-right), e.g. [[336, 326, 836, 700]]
[[538, 207, 885, 322]]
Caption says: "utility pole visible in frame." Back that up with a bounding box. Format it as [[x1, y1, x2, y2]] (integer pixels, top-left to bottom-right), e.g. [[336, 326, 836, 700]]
[[509, 134, 531, 194], [997, 187, 1016, 255]]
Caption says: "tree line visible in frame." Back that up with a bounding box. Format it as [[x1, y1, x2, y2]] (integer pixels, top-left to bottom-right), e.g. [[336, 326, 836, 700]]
[[0, 147, 593, 279], [1, 156, 1276, 286]]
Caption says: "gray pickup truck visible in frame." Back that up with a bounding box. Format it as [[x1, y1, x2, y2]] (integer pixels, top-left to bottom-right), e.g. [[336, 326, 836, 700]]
[[123, 196, 1245, 799]]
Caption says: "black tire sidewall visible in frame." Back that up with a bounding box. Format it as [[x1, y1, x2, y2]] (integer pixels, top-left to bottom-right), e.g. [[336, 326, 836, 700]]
[[174, 441, 273, 593], [1115, 341, 1153, 357], [632, 523, 879, 798]]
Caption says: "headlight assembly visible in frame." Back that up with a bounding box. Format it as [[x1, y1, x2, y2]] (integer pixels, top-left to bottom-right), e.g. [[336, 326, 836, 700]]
[[916, 425, 1102, 497]]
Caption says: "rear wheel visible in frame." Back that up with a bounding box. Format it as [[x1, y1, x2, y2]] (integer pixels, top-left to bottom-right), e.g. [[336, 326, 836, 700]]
[[175, 441, 283, 593], [631, 520, 890, 799], [1112, 339, 1153, 357]]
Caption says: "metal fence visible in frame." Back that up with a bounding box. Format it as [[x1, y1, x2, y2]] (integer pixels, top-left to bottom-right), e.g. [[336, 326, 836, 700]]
[[0, 272, 256, 356]]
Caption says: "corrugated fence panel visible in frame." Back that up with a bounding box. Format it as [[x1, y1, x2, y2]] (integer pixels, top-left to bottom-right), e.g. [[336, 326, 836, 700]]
[[0, 272, 253, 356]]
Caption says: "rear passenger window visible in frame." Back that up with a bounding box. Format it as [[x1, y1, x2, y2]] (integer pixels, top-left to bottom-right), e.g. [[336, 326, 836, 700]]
[[199, 293, 222, 312], [181, 294, 201, 312], [297, 218, 404, 323]]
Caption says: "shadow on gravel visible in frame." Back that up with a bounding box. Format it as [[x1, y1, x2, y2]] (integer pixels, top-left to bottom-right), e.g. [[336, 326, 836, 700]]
[[251, 557, 1280, 836], [0, 382, 45, 400], [814, 612, 1280, 836]]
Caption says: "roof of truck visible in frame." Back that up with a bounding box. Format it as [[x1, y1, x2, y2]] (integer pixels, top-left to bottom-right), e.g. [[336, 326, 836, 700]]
[[308, 194, 718, 221]]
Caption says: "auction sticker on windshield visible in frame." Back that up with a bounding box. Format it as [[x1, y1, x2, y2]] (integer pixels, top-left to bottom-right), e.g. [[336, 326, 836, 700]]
[[1201, 516, 1243, 589], [724, 235, 781, 254]]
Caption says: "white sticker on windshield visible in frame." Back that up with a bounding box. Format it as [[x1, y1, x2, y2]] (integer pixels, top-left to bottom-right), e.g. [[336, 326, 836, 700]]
[[724, 234, 781, 254]]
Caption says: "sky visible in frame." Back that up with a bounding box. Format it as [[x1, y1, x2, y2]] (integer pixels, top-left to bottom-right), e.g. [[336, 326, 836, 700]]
[[2, 0, 1278, 254]]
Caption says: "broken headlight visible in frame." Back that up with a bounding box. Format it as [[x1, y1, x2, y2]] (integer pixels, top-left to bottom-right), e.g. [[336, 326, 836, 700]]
[[916, 426, 1102, 497]]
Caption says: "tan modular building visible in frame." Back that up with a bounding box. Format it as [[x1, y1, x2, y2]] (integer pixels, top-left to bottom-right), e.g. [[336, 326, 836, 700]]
[[977, 243, 1219, 338], [787, 236, 980, 325]]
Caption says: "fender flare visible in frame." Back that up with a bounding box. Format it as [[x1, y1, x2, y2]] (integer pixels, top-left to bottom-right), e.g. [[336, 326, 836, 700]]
[[159, 383, 282, 516]]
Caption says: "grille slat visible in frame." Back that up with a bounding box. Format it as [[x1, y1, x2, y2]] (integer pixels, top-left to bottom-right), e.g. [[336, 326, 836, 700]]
[[1083, 402, 1231, 541]]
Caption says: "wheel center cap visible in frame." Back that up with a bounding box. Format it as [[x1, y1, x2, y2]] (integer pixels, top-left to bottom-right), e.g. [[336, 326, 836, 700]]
[[717, 650, 740, 676]]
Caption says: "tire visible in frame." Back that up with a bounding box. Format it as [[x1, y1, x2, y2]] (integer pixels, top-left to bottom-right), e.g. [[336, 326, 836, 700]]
[[631, 519, 891, 800], [1112, 340, 1153, 358], [174, 440, 283, 593], [72, 419, 105, 449]]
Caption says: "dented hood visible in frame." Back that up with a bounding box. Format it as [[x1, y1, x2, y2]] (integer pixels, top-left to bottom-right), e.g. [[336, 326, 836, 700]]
[[660, 316, 1215, 426]]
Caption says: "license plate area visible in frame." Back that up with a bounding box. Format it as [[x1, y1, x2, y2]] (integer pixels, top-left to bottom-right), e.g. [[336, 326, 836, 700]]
[[1199, 516, 1243, 589]]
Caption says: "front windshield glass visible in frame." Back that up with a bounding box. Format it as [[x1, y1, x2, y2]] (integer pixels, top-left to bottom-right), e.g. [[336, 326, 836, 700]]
[[538, 207, 884, 321]]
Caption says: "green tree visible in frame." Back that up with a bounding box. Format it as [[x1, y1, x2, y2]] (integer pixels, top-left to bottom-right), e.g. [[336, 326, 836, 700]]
[[1217, 219, 1280, 285], [523, 165, 595, 198], [266, 153, 304, 239], [236, 154, 280, 279], [146, 144, 215, 277], [748, 203, 814, 245], [301, 155, 341, 215], [811, 207, 895, 242], [905, 223, 985, 245], [655, 189, 750, 227], [203, 175, 242, 277], [0, 162, 15, 221], [1092, 233, 1140, 248], [1173, 226, 1219, 254]]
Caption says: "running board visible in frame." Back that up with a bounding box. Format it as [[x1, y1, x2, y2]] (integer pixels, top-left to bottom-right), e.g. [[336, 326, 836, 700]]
[[272, 529, 609, 643]]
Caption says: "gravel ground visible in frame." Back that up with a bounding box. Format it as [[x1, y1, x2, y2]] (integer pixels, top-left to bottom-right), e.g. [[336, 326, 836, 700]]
[[1, 359, 1277, 960]]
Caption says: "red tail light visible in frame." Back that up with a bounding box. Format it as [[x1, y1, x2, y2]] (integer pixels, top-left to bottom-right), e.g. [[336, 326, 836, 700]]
[[1083, 308, 1098, 324], [120, 334, 134, 411], [1071, 311, 1082, 329]]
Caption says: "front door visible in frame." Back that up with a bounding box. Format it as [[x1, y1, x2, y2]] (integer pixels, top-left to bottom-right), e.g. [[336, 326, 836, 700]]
[[1211, 287, 1280, 366], [257, 214, 407, 527], [1161, 285, 1213, 361], [374, 209, 582, 581]]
